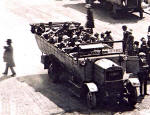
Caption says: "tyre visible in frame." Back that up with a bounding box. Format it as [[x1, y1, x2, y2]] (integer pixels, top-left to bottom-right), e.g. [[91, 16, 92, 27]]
[[127, 86, 137, 106], [86, 92, 97, 109], [48, 63, 59, 83]]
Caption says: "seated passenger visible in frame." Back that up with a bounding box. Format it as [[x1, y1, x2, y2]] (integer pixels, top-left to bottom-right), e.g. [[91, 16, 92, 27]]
[[57, 42, 66, 49], [94, 33, 99, 42], [104, 31, 114, 48], [48, 37, 54, 43], [100, 32, 105, 42]]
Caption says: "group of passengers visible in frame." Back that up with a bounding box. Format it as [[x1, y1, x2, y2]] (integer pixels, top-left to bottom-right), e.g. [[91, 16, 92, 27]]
[[39, 23, 113, 48], [36, 22, 114, 49]]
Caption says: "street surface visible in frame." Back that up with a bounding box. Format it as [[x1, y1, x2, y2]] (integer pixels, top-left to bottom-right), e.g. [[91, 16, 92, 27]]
[[0, 0, 150, 115]]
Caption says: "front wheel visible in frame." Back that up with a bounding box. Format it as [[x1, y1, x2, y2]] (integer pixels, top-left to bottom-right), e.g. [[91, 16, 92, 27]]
[[86, 92, 97, 109], [127, 86, 138, 106], [139, 11, 143, 19]]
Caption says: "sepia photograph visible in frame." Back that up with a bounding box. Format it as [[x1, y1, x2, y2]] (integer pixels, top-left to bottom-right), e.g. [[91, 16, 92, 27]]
[[0, 0, 150, 114]]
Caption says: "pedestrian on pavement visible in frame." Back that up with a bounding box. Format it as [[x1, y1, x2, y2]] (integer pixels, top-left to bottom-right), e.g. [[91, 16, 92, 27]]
[[138, 52, 149, 96], [122, 25, 129, 53], [3, 39, 16, 76]]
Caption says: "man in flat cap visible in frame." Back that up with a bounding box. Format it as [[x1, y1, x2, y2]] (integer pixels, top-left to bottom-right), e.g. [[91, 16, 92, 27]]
[[138, 52, 149, 96], [3, 39, 16, 76]]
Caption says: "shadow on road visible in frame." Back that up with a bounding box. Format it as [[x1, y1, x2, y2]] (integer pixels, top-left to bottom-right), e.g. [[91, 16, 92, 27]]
[[64, 3, 141, 24], [17, 74, 135, 114]]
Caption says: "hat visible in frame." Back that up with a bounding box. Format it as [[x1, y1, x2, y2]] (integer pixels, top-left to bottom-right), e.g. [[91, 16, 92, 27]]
[[134, 41, 139, 45], [122, 25, 127, 30], [6, 39, 12, 43], [85, 4, 91, 9], [79, 26, 84, 30], [128, 29, 133, 34], [105, 31, 111, 34], [147, 32, 150, 37], [139, 52, 146, 56], [94, 33, 99, 37], [69, 24, 76, 30], [141, 37, 146, 41]]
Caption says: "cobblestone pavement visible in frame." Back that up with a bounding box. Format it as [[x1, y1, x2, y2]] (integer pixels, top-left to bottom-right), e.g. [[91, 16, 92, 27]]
[[0, 74, 150, 115]]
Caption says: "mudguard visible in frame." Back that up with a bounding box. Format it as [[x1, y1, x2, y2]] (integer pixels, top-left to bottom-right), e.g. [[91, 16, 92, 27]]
[[128, 78, 140, 87], [85, 82, 98, 92]]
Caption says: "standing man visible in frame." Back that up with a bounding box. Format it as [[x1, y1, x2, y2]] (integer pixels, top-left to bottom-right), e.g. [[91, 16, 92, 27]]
[[127, 29, 134, 55], [140, 37, 148, 54], [138, 52, 149, 96], [122, 25, 129, 53], [85, 4, 95, 34], [3, 39, 16, 76]]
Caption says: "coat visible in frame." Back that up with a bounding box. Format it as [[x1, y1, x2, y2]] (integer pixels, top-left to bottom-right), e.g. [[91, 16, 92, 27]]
[[3, 45, 15, 67]]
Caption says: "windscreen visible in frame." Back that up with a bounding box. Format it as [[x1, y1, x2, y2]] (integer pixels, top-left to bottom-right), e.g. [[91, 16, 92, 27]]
[[102, 41, 123, 55]]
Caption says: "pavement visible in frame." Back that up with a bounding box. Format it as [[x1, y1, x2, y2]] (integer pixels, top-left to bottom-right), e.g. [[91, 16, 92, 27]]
[[1, 74, 150, 115]]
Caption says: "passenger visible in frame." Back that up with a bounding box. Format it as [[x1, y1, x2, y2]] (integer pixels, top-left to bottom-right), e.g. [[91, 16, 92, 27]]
[[53, 35, 58, 43], [100, 32, 105, 42], [58, 34, 63, 43], [90, 36, 94, 43], [68, 35, 78, 47], [43, 34, 49, 40], [82, 33, 91, 42], [68, 24, 76, 38], [48, 37, 54, 44], [36, 23, 45, 35], [58, 41, 66, 49], [94, 33, 99, 42], [104, 31, 114, 48], [63, 35, 70, 46], [122, 25, 130, 53], [76, 26, 84, 37]]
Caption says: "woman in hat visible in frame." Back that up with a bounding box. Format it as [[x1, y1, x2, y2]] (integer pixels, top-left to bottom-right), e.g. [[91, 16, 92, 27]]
[[104, 31, 114, 48], [3, 39, 16, 76]]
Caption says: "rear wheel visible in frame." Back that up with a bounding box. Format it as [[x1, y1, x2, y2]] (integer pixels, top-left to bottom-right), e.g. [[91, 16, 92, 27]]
[[48, 63, 59, 83], [86, 92, 97, 109]]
